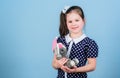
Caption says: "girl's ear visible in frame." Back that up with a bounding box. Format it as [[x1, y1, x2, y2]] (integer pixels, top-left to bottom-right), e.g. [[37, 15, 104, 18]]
[[83, 18, 86, 27], [83, 18, 86, 24]]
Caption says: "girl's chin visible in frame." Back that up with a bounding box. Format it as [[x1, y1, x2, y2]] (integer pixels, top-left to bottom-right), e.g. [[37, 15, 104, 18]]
[[71, 31, 81, 34]]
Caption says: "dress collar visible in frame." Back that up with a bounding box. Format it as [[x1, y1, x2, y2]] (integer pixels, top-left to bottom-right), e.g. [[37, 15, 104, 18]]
[[65, 34, 87, 44]]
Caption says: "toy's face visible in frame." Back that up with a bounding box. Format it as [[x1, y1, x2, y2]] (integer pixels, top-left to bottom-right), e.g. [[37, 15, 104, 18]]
[[59, 47, 67, 57]]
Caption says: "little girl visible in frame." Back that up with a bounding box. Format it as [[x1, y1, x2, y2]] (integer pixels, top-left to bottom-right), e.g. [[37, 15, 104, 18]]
[[52, 6, 98, 78]]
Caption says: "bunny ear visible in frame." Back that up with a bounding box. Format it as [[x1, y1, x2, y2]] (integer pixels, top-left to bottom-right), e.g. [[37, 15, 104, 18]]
[[58, 43, 63, 49], [52, 37, 58, 51], [58, 43, 66, 49]]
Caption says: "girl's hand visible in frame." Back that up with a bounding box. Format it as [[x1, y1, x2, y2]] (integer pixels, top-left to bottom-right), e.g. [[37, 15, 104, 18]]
[[60, 65, 69, 72], [52, 54, 68, 69], [56, 57, 68, 68], [66, 66, 77, 73], [61, 66, 77, 73]]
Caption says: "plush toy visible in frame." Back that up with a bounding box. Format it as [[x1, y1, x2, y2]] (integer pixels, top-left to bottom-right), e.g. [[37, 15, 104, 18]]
[[52, 37, 79, 68]]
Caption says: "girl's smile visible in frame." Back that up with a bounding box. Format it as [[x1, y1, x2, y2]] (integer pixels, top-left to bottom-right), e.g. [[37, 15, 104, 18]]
[[66, 11, 85, 38], [71, 26, 79, 30]]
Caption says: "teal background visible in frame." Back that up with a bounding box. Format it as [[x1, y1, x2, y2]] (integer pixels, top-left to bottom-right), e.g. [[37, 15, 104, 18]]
[[0, 0, 120, 78]]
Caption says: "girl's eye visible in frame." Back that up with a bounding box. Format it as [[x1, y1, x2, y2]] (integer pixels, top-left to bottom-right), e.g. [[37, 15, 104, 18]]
[[75, 19, 79, 22], [68, 21, 72, 23]]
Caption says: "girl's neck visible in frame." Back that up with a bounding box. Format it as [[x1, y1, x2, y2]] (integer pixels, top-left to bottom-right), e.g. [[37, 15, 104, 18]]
[[70, 32, 83, 39]]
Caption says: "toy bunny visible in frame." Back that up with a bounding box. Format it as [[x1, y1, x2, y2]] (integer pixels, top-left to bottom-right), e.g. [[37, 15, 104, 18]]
[[52, 37, 79, 68]]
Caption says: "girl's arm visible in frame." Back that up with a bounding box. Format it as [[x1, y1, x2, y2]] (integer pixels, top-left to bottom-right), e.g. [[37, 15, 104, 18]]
[[52, 54, 68, 69], [63, 58, 97, 73], [75, 58, 96, 72]]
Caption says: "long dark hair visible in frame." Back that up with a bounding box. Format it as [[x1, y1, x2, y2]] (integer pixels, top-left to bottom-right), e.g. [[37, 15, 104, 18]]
[[59, 6, 85, 37]]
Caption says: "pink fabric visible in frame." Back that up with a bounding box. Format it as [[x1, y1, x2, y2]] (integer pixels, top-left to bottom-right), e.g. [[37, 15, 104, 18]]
[[52, 37, 57, 51], [58, 43, 63, 49]]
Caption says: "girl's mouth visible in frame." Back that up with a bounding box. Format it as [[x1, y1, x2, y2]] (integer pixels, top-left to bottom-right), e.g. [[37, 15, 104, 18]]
[[71, 26, 79, 30]]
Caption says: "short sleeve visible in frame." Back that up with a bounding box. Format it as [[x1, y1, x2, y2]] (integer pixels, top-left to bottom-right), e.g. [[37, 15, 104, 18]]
[[86, 40, 98, 58], [57, 37, 61, 43]]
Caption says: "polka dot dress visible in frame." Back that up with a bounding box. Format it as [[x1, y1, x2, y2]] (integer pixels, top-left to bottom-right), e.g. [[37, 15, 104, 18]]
[[56, 35, 98, 78]]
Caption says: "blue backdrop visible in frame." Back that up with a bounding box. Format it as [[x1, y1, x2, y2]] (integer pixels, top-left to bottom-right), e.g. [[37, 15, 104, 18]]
[[0, 0, 120, 78]]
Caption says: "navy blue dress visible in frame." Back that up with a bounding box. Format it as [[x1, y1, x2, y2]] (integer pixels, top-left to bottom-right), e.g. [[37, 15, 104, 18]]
[[56, 36, 98, 78]]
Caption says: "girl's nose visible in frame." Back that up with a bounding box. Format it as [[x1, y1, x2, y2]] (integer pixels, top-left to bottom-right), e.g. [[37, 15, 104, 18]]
[[72, 22, 76, 26]]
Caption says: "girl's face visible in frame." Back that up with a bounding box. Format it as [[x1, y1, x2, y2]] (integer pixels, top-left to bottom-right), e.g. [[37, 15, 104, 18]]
[[66, 11, 85, 35]]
